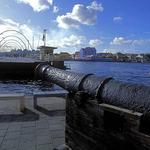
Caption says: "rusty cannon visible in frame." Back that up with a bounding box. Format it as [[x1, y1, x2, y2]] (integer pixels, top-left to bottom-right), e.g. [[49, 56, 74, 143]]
[[35, 64, 150, 150]]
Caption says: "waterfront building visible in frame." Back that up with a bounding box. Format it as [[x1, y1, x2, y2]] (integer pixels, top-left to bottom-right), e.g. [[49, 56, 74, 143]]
[[74, 51, 80, 60], [96, 52, 114, 58], [115, 52, 128, 61], [80, 47, 96, 59], [54, 52, 72, 61]]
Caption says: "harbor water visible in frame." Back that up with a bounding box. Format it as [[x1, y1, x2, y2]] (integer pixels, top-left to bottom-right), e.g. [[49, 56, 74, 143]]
[[0, 61, 150, 95]]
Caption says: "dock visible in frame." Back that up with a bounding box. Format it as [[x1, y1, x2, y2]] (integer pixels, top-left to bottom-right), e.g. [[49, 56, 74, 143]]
[[0, 57, 65, 80]]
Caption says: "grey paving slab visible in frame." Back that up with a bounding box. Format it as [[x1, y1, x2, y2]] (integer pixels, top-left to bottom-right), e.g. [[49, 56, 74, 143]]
[[0, 129, 7, 137], [18, 144, 36, 150], [36, 122, 49, 129], [0, 123, 9, 130], [21, 121, 36, 127], [36, 135, 52, 145], [4, 131, 20, 140], [8, 124, 21, 131], [52, 137, 65, 148], [1, 139, 19, 149], [36, 128, 50, 136], [37, 144, 53, 150], [50, 130, 65, 138], [21, 126, 36, 135], [19, 139, 36, 148], [20, 133, 36, 142], [0, 137, 4, 145], [49, 124, 65, 131]]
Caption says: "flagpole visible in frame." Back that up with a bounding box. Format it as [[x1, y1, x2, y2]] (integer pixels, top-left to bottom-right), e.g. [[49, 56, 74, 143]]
[[43, 29, 47, 46]]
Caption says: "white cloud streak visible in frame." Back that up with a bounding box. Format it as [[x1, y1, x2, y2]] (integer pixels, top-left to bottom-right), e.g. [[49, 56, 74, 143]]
[[48, 34, 86, 48], [89, 39, 103, 47], [113, 16, 123, 23], [110, 37, 131, 45], [110, 37, 150, 46], [53, 5, 59, 13], [16, 0, 53, 12]]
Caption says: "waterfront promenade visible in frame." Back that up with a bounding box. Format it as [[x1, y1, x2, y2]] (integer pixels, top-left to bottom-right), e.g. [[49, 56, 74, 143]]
[[0, 96, 65, 150]]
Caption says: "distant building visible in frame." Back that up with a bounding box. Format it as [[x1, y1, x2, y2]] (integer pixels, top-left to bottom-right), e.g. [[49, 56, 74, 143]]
[[96, 52, 114, 58], [74, 51, 80, 60], [115, 52, 128, 61], [80, 47, 96, 59], [54, 52, 72, 61]]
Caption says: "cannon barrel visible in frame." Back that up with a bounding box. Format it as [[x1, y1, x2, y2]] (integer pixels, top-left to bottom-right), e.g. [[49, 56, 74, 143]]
[[35, 64, 150, 114]]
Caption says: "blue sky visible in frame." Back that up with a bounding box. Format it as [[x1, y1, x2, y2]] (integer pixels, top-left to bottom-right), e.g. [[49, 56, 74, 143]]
[[0, 0, 150, 53]]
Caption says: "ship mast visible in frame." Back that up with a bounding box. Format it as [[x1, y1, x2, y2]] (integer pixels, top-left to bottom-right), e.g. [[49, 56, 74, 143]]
[[42, 29, 47, 46]]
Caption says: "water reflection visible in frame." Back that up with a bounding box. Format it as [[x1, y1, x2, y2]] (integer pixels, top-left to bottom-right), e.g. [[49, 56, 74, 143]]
[[0, 80, 62, 95]]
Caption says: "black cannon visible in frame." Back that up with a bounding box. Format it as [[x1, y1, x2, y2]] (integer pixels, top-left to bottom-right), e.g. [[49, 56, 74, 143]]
[[35, 63, 150, 114], [35, 64, 150, 150]]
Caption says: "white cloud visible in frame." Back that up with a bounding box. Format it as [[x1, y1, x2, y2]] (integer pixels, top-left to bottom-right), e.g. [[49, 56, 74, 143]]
[[89, 39, 103, 47], [61, 35, 86, 47], [110, 37, 132, 45], [16, 0, 53, 12], [113, 16, 123, 23], [0, 18, 19, 27], [53, 5, 59, 13], [56, 14, 80, 29], [110, 37, 150, 46], [132, 39, 150, 45], [56, 1, 103, 29], [48, 34, 86, 48]]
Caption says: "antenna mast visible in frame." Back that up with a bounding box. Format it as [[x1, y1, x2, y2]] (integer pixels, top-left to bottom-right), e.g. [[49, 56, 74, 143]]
[[42, 29, 47, 46]]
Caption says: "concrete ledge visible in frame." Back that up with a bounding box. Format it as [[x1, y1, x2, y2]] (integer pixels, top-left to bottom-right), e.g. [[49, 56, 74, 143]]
[[0, 93, 25, 112], [33, 90, 68, 109]]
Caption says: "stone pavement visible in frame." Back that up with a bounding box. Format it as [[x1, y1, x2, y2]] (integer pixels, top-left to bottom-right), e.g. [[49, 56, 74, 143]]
[[0, 96, 66, 150]]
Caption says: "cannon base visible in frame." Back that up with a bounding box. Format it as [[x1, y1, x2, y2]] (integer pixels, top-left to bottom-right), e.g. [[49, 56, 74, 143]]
[[66, 92, 150, 150]]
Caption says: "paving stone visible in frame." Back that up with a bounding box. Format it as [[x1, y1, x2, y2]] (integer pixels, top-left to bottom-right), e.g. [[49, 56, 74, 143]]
[[48, 120, 65, 126], [36, 128, 50, 136], [4, 131, 20, 140], [37, 144, 53, 150], [0, 129, 7, 137], [0, 123, 9, 130], [36, 120, 49, 124], [8, 124, 21, 131], [50, 130, 65, 138], [49, 124, 65, 131], [36, 123, 49, 129], [1, 139, 19, 149], [52, 137, 65, 148], [9, 122, 22, 126], [19, 139, 36, 148], [18, 144, 36, 150], [21, 121, 36, 128], [0, 137, 4, 144], [36, 135, 51, 145], [21, 127, 36, 135], [20, 133, 35, 142]]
